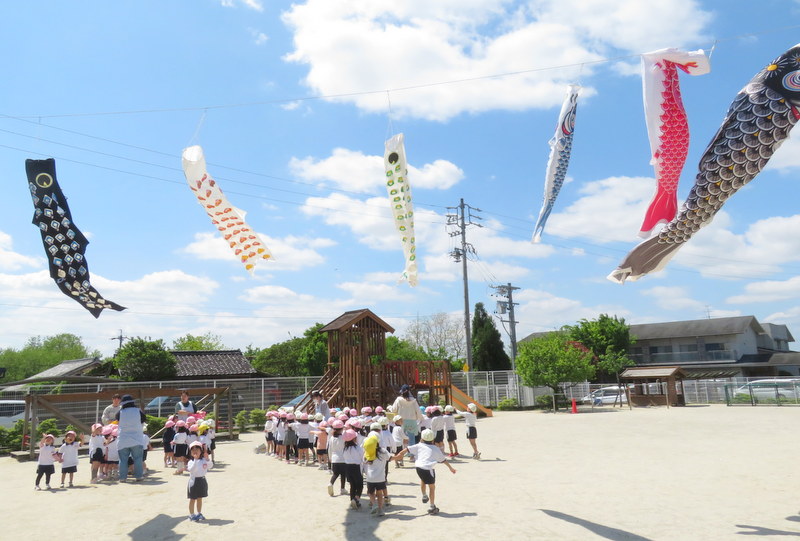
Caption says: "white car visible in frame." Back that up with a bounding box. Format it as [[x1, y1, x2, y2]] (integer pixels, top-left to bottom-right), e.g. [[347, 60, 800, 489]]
[[735, 379, 800, 400], [582, 386, 628, 405], [0, 400, 26, 429]]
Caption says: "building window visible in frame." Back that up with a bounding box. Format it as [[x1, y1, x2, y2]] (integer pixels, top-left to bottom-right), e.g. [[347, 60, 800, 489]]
[[679, 344, 698, 352], [705, 343, 724, 351]]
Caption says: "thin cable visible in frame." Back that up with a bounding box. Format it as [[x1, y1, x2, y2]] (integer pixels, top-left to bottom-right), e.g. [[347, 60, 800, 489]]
[[188, 109, 207, 146], [12, 23, 800, 119]]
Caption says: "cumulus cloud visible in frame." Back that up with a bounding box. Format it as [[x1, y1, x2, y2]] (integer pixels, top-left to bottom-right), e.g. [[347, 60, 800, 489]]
[[514, 288, 631, 338], [180, 232, 336, 271], [281, 0, 711, 120], [765, 132, 800, 172], [727, 275, 800, 304], [640, 285, 705, 312], [289, 148, 463, 193], [0, 231, 43, 271]]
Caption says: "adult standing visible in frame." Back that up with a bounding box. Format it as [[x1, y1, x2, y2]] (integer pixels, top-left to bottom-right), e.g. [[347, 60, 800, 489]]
[[101, 394, 122, 425], [116, 394, 146, 482], [175, 390, 196, 421], [311, 390, 331, 420], [390, 384, 424, 444]]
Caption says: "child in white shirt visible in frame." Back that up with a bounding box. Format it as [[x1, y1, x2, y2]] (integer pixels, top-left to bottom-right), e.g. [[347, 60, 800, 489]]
[[35, 434, 57, 490], [89, 423, 105, 483], [390, 416, 409, 467], [443, 405, 459, 457], [186, 441, 213, 522], [457, 403, 481, 459], [365, 447, 389, 517], [391, 428, 456, 515], [58, 430, 81, 487]]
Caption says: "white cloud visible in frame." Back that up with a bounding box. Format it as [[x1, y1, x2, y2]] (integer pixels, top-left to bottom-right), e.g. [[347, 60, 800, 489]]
[[289, 148, 463, 193], [248, 28, 269, 45], [281, 0, 710, 120], [515, 288, 631, 338], [544, 176, 654, 243], [180, 232, 336, 271], [727, 276, 800, 304], [0, 231, 43, 271], [640, 285, 704, 311], [337, 281, 414, 303], [765, 132, 800, 172], [221, 0, 263, 11]]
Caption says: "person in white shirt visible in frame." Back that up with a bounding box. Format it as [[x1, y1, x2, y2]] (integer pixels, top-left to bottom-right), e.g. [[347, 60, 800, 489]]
[[390, 417, 409, 468], [456, 403, 481, 459], [443, 405, 459, 457], [365, 447, 390, 516], [264, 414, 276, 456], [389, 385, 424, 444], [430, 407, 446, 452], [89, 423, 105, 483], [35, 434, 57, 490], [391, 428, 456, 515], [327, 420, 347, 496], [292, 413, 313, 466], [58, 430, 82, 487], [186, 441, 213, 522], [342, 429, 364, 510]]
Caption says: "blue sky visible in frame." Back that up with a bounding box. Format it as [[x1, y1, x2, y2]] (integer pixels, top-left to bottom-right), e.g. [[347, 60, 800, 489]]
[[1, 0, 800, 357]]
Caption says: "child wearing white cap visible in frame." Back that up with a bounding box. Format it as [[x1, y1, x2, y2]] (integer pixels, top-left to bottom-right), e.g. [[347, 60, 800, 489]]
[[391, 428, 456, 515], [456, 403, 481, 459], [35, 434, 57, 490], [443, 405, 459, 457], [58, 430, 82, 487], [390, 417, 408, 468]]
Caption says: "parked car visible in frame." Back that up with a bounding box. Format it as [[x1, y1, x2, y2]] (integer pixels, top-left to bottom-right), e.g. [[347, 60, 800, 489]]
[[0, 399, 26, 429], [581, 386, 628, 405], [734, 379, 800, 400], [145, 393, 246, 417]]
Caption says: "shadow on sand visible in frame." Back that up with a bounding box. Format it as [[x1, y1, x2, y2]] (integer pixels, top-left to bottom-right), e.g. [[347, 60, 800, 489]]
[[541, 509, 653, 541], [737, 515, 800, 536]]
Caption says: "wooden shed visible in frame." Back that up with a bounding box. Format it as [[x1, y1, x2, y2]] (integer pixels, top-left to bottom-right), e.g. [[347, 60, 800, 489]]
[[621, 366, 687, 407]]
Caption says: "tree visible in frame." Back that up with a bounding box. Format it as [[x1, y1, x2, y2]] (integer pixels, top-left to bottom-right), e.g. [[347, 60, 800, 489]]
[[385, 336, 431, 361], [0, 333, 98, 382], [251, 337, 306, 377], [405, 312, 465, 362], [471, 303, 512, 371], [516, 331, 595, 409], [172, 332, 225, 351], [566, 314, 636, 403], [113, 338, 177, 381], [298, 323, 328, 376]]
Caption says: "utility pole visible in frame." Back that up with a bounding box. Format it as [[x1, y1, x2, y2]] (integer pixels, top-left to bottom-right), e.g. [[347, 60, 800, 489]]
[[492, 283, 520, 370], [110, 330, 128, 354], [446, 198, 483, 371]]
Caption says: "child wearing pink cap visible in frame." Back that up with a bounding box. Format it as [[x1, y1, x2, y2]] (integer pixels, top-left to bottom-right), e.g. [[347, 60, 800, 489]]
[[89, 423, 105, 483], [163, 419, 176, 467], [343, 429, 364, 510], [59, 430, 82, 487], [172, 421, 189, 474], [103, 427, 119, 480], [310, 421, 329, 471], [34, 434, 57, 490]]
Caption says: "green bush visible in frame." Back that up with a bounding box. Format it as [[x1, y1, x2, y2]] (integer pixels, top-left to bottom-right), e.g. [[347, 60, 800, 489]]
[[37, 418, 60, 438], [6, 419, 24, 449], [249, 409, 266, 427], [497, 397, 520, 411], [267, 404, 278, 412], [234, 410, 250, 432], [536, 395, 555, 409], [145, 415, 167, 436], [0, 427, 8, 450]]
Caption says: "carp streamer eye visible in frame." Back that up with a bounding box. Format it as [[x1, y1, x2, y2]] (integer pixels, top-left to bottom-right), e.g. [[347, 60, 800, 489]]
[[387, 152, 399, 164]]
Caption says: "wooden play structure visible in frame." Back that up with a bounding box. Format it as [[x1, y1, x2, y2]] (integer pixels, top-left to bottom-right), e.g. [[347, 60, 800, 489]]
[[296, 309, 491, 415], [621, 366, 686, 407]]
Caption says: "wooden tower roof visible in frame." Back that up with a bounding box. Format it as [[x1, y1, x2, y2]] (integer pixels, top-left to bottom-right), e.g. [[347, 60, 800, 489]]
[[319, 308, 395, 334]]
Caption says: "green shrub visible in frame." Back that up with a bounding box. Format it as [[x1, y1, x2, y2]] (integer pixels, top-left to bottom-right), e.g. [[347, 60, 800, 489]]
[[438, 397, 447, 408], [37, 418, 60, 438], [249, 409, 266, 427], [0, 427, 8, 450], [6, 419, 24, 449], [267, 404, 278, 411], [497, 397, 520, 411], [536, 395, 555, 409], [234, 410, 250, 432], [145, 415, 166, 436]]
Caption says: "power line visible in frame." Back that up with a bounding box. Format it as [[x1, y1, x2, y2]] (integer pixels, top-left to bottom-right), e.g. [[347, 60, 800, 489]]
[[8, 22, 800, 119]]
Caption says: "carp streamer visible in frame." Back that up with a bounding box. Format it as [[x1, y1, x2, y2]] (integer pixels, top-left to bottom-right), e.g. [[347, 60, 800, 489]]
[[384, 133, 418, 286]]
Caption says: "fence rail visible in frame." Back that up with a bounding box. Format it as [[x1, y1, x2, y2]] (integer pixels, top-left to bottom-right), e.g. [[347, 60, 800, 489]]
[[3, 373, 800, 430]]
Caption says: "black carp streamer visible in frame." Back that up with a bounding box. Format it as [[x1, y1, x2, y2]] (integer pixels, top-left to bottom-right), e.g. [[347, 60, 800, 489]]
[[26, 159, 125, 318], [609, 43, 800, 283]]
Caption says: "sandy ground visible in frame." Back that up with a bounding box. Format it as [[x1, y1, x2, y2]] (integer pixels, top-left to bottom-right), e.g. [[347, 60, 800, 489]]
[[4, 405, 800, 540]]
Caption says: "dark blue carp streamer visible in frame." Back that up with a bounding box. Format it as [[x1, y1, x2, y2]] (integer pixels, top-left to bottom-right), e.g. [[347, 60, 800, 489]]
[[609, 43, 800, 283], [27, 159, 126, 317]]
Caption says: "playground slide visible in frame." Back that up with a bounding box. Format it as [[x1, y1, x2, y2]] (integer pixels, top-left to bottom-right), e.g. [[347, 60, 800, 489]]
[[450, 384, 493, 417]]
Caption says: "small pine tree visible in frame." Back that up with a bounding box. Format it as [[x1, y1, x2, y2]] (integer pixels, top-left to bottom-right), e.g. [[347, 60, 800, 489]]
[[471, 302, 512, 371]]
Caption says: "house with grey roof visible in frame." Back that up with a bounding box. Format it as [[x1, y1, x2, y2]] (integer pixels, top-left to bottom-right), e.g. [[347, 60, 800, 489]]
[[522, 316, 800, 378], [2, 357, 103, 391]]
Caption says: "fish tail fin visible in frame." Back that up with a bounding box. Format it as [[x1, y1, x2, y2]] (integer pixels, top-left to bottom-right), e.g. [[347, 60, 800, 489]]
[[638, 186, 678, 238], [607, 235, 683, 284], [532, 204, 553, 244]]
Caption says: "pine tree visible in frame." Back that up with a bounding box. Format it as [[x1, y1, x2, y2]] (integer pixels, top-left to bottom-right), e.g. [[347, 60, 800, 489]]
[[471, 302, 512, 371]]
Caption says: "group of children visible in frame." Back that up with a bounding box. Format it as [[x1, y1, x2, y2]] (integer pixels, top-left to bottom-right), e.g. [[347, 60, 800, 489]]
[[262, 402, 481, 516], [34, 412, 216, 525]]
